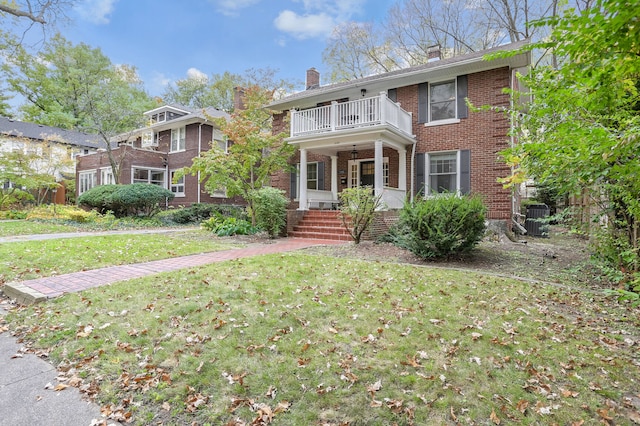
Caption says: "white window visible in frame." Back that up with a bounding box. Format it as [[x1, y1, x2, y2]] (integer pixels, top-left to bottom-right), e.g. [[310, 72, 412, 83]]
[[78, 170, 97, 195], [170, 127, 186, 152], [132, 167, 165, 186], [100, 168, 115, 185], [296, 162, 319, 196], [427, 152, 458, 194], [214, 138, 228, 153], [170, 170, 185, 196], [430, 80, 456, 121]]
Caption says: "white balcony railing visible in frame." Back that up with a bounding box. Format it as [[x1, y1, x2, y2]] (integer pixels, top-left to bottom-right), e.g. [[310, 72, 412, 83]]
[[290, 92, 412, 138]]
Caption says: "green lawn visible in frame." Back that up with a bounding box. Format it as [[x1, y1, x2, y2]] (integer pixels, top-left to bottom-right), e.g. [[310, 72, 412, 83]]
[[0, 220, 83, 237], [0, 230, 241, 282], [5, 253, 638, 425]]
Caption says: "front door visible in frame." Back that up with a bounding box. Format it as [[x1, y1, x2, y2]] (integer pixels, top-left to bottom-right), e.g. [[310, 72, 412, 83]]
[[360, 161, 375, 186]]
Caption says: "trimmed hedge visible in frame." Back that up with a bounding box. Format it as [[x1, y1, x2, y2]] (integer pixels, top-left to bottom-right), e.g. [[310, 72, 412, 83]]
[[78, 184, 174, 217]]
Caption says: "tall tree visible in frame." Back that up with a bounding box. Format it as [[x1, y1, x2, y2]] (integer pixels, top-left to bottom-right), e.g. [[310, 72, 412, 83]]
[[0, 0, 74, 25], [178, 85, 294, 226], [2, 34, 157, 182], [500, 0, 640, 280], [162, 67, 292, 113], [162, 71, 243, 112], [322, 0, 564, 81]]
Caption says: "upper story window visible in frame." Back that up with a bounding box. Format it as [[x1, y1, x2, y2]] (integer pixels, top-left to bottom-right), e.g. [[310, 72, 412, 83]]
[[418, 75, 468, 125], [171, 127, 186, 152], [430, 80, 456, 121], [214, 138, 227, 153]]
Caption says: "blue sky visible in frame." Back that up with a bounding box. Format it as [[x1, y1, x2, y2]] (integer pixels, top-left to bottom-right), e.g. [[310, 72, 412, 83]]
[[59, 0, 395, 98]]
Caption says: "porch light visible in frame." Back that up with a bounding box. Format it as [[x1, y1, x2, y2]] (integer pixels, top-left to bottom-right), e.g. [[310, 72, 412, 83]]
[[361, 88, 366, 97], [351, 145, 357, 160]]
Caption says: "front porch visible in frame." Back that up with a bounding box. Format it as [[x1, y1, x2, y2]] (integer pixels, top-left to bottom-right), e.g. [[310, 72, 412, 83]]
[[288, 92, 416, 211]]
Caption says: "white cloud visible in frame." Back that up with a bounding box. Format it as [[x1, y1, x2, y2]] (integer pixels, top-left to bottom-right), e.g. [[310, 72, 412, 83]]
[[186, 68, 208, 81], [274, 10, 335, 39], [212, 0, 261, 17], [74, 0, 118, 25], [274, 0, 366, 40], [149, 72, 172, 96]]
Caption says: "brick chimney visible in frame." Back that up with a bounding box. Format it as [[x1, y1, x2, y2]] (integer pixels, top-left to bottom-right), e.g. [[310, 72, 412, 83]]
[[306, 67, 320, 90], [427, 45, 441, 62], [233, 86, 245, 111]]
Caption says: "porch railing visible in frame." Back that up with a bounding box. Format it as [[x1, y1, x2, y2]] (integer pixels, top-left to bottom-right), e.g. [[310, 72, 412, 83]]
[[290, 93, 412, 137]]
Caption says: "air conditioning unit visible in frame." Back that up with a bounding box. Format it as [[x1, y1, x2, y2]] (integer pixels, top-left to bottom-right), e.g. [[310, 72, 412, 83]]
[[141, 131, 157, 147]]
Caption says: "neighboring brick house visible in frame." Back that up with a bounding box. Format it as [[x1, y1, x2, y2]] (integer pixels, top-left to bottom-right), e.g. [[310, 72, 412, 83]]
[[268, 40, 531, 237], [75, 104, 242, 207], [0, 117, 103, 203]]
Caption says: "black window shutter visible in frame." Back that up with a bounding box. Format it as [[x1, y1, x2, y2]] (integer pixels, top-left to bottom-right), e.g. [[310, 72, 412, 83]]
[[415, 152, 425, 196], [460, 149, 471, 194], [317, 162, 325, 190], [457, 75, 468, 119], [290, 169, 297, 200], [418, 83, 428, 123], [388, 88, 397, 102]]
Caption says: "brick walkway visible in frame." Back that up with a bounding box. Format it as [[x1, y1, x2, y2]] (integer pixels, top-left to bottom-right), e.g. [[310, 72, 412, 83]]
[[4, 238, 345, 304]]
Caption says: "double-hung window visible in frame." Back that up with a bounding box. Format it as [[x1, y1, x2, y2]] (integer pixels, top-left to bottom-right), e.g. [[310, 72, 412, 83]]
[[420, 150, 470, 196], [428, 152, 458, 194], [430, 81, 456, 121], [418, 75, 468, 124], [171, 127, 186, 152], [170, 170, 185, 196]]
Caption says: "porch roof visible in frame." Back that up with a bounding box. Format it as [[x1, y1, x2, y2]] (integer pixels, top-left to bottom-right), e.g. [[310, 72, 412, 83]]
[[287, 123, 415, 156]]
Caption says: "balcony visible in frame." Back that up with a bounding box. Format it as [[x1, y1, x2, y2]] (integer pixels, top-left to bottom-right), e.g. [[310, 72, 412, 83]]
[[289, 93, 413, 138]]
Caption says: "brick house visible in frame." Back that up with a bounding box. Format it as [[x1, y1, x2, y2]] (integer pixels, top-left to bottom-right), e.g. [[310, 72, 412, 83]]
[[0, 117, 103, 203], [268, 40, 531, 239], [75, 104, 242, 207]]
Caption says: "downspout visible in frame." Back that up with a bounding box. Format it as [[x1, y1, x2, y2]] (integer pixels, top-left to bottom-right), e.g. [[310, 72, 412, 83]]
[[410, 139, 417, 203], [198, 123, 202, 204]]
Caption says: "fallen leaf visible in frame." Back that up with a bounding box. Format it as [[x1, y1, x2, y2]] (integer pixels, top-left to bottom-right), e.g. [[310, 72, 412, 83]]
[[490, 408, 501, 424], [367, 380, 382, 397], [162, 402, 171, 411]]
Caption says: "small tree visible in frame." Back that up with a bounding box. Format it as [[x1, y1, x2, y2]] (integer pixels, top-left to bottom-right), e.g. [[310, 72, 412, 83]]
[[338, 186, 384, 244], [250, 186, 288, 238], [179, 84, 294, 226]]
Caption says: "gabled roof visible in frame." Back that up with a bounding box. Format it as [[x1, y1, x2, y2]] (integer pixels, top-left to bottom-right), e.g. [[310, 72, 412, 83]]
[[0, 117, 105, 149], [269, 39, 531, 111]]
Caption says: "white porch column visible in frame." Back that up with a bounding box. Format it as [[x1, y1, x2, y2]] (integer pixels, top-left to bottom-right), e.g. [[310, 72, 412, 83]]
[[374, 140, 384, 198], [298, 148, 308, 210], [399, 148, 407, 191], [331, 155, 338, 201]]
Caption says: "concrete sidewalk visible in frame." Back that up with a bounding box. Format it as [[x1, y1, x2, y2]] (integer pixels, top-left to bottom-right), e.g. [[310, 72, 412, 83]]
[[0, 301, 121, 426], [0, 227, 197, 244], [0, 236, 345, 425]]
